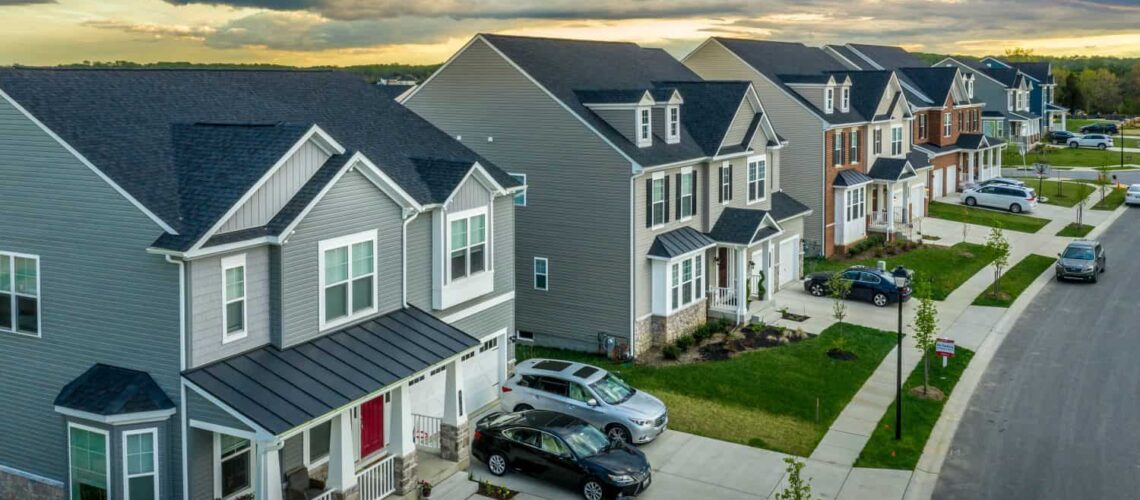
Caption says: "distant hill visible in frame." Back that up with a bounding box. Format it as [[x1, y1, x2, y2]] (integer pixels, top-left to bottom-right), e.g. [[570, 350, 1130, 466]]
[[8, 61, 442, 84]]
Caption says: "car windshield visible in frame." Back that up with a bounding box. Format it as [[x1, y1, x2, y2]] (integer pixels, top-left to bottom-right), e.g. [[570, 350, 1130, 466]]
[[1129, 186, 1140, 193], [1063, 247, 1095, 260], [590, 373, 636, 405], [562, 424, 611, 458]]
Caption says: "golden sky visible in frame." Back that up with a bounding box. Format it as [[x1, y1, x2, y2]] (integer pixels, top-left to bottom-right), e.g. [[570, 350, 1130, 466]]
[[2, 0, 1139, 66]]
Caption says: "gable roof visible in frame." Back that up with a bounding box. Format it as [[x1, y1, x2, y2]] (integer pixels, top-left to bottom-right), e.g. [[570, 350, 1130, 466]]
[[827, 70, 898, 121], [0, 68, 519, 238], [868, 151, 931, 181], [647, 226, 717, 259], [1010, 62, 1052, 84], [834, 169, 874, 187], [898, 67, 961, 105], [846, 44, 928, 69], [55, 363, 175, 416], [707, 208, 782, 245], [657, 80, 759, 156]]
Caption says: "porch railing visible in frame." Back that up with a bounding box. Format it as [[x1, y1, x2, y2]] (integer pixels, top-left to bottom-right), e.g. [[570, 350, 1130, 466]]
[[710, 287, 738, 311], [310, 490, 337, 500], [412, 413, 442, 452], [357, 454, 397, 500], [871, 210, 889, 226]]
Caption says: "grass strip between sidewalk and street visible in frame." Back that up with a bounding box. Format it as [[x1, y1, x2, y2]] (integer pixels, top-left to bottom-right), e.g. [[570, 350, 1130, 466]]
[[1056, 223, 1094, 237], [928, 201, 1050, 233], [516, 323, 897, 456], [972, 254, 1056, 308], [854, 347, 976, 470], [809, 242, 998, 301], [1026, 180, 1095, 207], [1091, 186, 1126, 210]]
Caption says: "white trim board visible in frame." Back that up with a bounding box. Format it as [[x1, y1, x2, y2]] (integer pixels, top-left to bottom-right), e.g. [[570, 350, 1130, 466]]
[[436, 291, 514, 324], [54, 406, 176, 425]]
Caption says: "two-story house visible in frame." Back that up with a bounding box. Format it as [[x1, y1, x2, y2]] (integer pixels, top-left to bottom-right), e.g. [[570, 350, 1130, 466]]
[[935, 56, 1041, 148], [0, 69, 522, 500], [824, 44, 1006, 195], [401, 34, 811, 355], [683, 38, 931, 257], [980, 57, 1067, 133]]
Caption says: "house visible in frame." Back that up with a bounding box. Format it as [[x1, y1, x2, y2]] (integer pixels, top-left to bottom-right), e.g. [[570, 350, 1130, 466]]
[[683, 38, 931, 258], [980, 57, 1067, 133], [824, 44, 1006, 194], [400, 34, 811, 355], [934, 56, 1042, 149], [0, 68, 522, 500]]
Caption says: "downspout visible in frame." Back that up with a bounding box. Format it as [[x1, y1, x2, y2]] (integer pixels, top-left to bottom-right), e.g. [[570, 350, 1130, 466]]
[[164, 255, 188, 500], [628, 173, 636, 359], [402, 208, 420, 307]]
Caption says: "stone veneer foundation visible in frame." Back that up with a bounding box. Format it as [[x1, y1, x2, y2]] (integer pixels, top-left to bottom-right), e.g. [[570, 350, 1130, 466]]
[[0, 469, 62, 500], [392, 452, 418, 496], [634, 299, 709, 358], [440, 422, 471, 469]]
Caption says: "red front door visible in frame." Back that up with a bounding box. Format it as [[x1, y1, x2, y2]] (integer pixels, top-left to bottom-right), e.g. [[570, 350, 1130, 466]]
[[360, 396, 385, 458]]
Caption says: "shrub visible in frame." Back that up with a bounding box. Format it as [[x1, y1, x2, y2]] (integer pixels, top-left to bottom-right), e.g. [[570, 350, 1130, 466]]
[[662, 344, 681, 360], [691, 324, 713, 342], [674, 335, 695, 350]]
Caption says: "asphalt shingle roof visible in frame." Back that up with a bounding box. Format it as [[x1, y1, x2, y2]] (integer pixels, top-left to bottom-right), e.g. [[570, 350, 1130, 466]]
[[657, 80, 755, 156], [898, 67, 960, 105], [647, 227, 716, 258], [1011, 62, 1052, 84], [707, 208, 774, 245], [769, 191, 813, 221], [829, 70, 896, 122], [55, 363, 175, 416], [868, 151, 930, 181], [846, 44, 928, 70]]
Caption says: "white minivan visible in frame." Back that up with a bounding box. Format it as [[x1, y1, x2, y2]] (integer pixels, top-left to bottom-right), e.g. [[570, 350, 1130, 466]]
[[961, 184, 1038, 213]]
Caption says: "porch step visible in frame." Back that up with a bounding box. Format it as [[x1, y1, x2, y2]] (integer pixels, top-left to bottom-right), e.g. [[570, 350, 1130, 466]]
[[422, 469, 477, 500]]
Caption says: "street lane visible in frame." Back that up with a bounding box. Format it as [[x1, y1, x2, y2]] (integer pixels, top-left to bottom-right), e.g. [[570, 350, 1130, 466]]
[[934, 208, 1140, 499]]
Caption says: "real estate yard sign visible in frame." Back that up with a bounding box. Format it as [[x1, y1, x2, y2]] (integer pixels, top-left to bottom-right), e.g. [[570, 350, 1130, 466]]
[[936, 338, 956, 367]]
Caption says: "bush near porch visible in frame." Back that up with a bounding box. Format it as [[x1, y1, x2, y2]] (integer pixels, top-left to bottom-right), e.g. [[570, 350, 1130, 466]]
[[927, 201, 1050, 234], [808, 242, 999, 300], [515, 323, 897, 456]]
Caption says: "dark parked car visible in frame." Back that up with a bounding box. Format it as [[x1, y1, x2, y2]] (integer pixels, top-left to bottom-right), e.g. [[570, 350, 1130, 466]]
[[804, 265, 912, 307], [1080, 122, 1119, 135], [473, 410, 652, 500], [1047, 130, 1077, 145], [1055, 240, 1106, 282]]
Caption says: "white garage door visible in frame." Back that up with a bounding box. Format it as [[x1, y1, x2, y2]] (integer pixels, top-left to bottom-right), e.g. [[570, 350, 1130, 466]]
[[778, 237, 798, 286], [911, 185, 926, 218], [464, 334, 503, 413], [948, 165, 958, 193], [932, 170, 944, 198]]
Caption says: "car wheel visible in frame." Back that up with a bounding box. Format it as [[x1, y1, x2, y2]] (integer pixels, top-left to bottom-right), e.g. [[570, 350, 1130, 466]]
[[513, 404, 533, 412], [1099, 143, 1107, 150], [1069, 142, 1078, 148], [810, 283, 825, 296], [487, 453, 509, 476], [1092, 272, 1099, 284], [1010, 203, 1023, 213], [582, 479, 607, 500], [872, 293, 889, 307], [606, 424, 632, 444], [964, 197, 977, 207]]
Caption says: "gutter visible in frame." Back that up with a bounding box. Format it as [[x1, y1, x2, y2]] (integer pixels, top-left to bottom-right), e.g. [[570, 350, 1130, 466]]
[[164, 255, 189, 500]]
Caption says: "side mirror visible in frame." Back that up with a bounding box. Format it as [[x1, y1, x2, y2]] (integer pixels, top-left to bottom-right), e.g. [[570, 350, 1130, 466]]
[[587, 398, 599, 407]]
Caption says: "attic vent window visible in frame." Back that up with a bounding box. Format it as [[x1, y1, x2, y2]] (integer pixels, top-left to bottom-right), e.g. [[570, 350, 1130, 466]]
[[666, 105, 680, 144], [637, 107, 652, 147], [841, 87, 850, 112], [824, 87, 835, 114]]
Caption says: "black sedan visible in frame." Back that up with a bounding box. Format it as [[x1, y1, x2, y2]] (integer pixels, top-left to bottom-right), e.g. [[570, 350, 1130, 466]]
[[1047, 130, 1076, 145], [473, 410, 652, 500], [803, 265, 912, 307], [1080, 123, 1118, 135]]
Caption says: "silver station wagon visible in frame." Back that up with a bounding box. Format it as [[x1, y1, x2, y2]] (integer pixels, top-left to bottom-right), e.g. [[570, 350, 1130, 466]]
[[500, 359, 668, 444]]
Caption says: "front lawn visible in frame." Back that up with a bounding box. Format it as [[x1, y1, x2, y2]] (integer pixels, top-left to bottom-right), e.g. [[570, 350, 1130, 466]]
[[854, 347, 975, 470], [927, 201, 1050, 234], [1021, 179, 1095, 207], [810, 242, 997, 300], [516, 323, 897, 456], [1056, 223, 1094, 237], [972, 254, 1055, 308], [1091, 186, 1126, 210], [1004, 146, 1135, 168]]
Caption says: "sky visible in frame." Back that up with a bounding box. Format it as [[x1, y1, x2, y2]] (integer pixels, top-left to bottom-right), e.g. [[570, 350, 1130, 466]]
[[2, 0, 1140, 67]]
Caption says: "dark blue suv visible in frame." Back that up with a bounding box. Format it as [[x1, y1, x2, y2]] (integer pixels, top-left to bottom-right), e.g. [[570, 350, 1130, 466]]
[[804, 265, 912, 307]]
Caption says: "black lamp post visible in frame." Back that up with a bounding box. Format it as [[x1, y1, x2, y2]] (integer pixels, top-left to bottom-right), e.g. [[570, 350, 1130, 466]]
[[893, 274, 908, 441]]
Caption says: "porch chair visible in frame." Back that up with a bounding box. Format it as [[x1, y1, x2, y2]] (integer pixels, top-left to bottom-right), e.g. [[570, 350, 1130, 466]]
[[285, 466, 327, 500]]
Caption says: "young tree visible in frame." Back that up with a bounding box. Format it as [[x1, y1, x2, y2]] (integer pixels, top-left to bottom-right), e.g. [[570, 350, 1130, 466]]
[[774, 457, 814, 500], [911, 284, 939, 395], [985, 227, 1011, 297], [828, 271, 853, 334]]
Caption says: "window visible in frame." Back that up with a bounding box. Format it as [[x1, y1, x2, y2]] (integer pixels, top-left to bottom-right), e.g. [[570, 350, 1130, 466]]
[[221, 254, 246, 342], [678, 171, 693, 219], [1007, 92, 1013, 111], [918, 114, 927, 139], [747, 157, 766, 202], [670, 254, 703, 312], [943, 112, 952, 137], [667, 105, 680, 142], [650, 176, 665, 227], [841, 86, 850, 111], [0, 252, 39, 336], [967, 79, 975, 99], [533, 257, 548, 291], [849, 130, 859, 163], [832, 132, 843, 166], [890, 125, 903, 156], [844, 188, 865, 222], [69, 424, 109, 500], [824, 87, 834, 113], [123, 429, 158, 500], [319, 231, 376, 329], [873, 128, 883, 155], [449, 212, 487, 281], [540, 432, 571, 457], [719, 163, 732, 203], [509, 173, 526, 206], [217, 435, 251, 499], [637, 107, 651, 146]]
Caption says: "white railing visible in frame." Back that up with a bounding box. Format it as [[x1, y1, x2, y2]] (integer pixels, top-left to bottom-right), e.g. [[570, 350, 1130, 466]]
[[871, 210, 890, 226], [357, 454, 397, 500], [749, 274, 764, 300], [710, 287, 738, 311], [412, 413, 442, 452], [310, 489, 337, 500]]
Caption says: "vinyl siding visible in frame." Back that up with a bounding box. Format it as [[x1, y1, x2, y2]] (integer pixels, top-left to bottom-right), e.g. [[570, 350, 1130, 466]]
[[218, 140, 331, 234], [722, 98, 756, 147], [0, 95, 182, 490], [633, 161, 707, 318], [448, 298, 514, 344], [188, 428, 214, 500], [187, 246, 272, 368], [185, 390, 253, 433], [280, 169, 404, 347], [404, 37, 630, 350], [445, 173, 493, 213]]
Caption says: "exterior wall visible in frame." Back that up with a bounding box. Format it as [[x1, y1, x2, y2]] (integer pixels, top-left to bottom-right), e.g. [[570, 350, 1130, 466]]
[[218, 139, 332, 234], [446, 173, 494, 213], [0, 95, 182, 493], [942, 60, 1011, 138], [403, 37, 631, 352], [187, 245, 272, 367], [185, 390, 253, 433], [823, 127, 868, 254], [187, 428, 213, 500]]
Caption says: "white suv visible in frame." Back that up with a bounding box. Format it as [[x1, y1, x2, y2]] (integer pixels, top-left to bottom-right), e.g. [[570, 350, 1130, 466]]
[[1068, 134, 1114, 150], [1126, 184, 1140, 206], [961, 184, 1038, 213]]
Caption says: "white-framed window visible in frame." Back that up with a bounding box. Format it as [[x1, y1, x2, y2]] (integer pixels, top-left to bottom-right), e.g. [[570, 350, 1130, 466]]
[[509, 173, 526, 206], [650, 175, 666, 227], [669, 254, 704, 312], [221, 254, 246, 343], [214, 434, 253, 499], [943, 112, 952, 137], [448, 209, 488, 282], [534, 257, 548, 291], [123, 428, 159, 500], [304, 421, 331, 468], [967, 79, 975, 99], [1007, 92, 1013, 111], [679, 169, 693, 220], [637, 107, 652, 147], [833, 132, 843, 166], [849, 129, 859, 163], [824, 87, 834, 113], [667, 105, 680, 143], [69, 423, 110, 500], [319, 231, 377, 330], [873, 128, 882, 155], [844, 188, 865, 222], [0, 252, 39, 337], [890, 125, 903, 156], [918, 114, 927, 139], [719, 162, 732, 203], [747, 156, 766, 203], [841, 86, 850, 112]]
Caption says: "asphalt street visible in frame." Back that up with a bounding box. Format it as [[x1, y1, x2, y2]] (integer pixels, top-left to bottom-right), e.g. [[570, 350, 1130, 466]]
[[934, 208, 1140, 499]]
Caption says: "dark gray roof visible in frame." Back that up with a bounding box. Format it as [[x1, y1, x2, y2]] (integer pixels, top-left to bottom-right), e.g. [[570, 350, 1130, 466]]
[[183, 307, 479, 435], [574, 88, 675, 104], [829, 71, 896, 121], [955, 134, 991, 149], [834, 169, 874, 187], [769, 191, 812, 221], [914, 142, 962, 156], [827, 45, 933, 107], [846, 44, 927, 70], [647, 227, 716, 258], [55, 364, 175, 416], [658, 80, 755, 156], [1011, 62, 1052, 84], [0, 68, 518, 239], [898, 67, 959, 105], [374, 85, 411, 100], [825, 45, 867, 69], [707, 208, 775, 245], [869, 152, 930, 181], [978, 66, 1021, 87]]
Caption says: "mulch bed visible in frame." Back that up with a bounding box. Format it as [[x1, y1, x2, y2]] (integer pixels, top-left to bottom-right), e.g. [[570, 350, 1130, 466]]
[[476, 480, 519, 500], [908, 385, 946, 401], [698, 324, 812, 361]]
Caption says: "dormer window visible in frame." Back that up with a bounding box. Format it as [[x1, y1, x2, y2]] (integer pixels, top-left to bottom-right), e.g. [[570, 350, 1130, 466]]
[[824, 87, 835, 114], [841, 87, 850, 112], [637, 107, 652, 147], [967, 79, 975, 99], [666, 105, 680, 144]]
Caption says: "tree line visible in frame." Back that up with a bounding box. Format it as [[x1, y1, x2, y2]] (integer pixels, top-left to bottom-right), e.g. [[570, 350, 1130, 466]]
[[10, 60, 442, 84]]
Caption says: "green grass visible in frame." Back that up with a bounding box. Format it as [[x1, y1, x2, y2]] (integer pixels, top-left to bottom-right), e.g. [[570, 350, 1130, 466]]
[[809, 242, 998, 300], [1023, 179, 1095, 207], [1092, 186, 1126, 210], [854, 348, 975, 469], [1056, 223, 1094, 237], [1065, 118, 1113, 133], [516, 323, 897, 456], [1003, 146, 1135, 169], [927, 201, 1050, 234], [972, 254, 1055, 307]]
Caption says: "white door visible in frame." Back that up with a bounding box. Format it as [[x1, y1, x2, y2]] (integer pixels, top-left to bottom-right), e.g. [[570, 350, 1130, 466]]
[[932, 170, 944, 198], [778, 237, 798, 286], [464, 334, 503, 413]]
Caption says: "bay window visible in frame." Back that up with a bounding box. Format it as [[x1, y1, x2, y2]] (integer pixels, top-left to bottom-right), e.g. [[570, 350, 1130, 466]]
[[748, 157, 766, 202], [123, 429, 158, 500], [845, 188, 865, 223], [216, 434, 252, 499], [319, 231, 376, 329], [670, 253, 704, 312], [69, 424, 109, 500], [450, 212, 487, 281], [0, 252, 39, 336], [221, 254, 246, 342]]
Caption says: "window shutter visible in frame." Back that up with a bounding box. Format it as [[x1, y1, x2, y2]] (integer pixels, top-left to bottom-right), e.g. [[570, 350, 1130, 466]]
[[691, 172, 698, 216], [663, 176, 671, 223], [674, 173, 682, 220], [717, 168, 723, 203], [645, 178, 652, 228], [728, 165, 733, 201]]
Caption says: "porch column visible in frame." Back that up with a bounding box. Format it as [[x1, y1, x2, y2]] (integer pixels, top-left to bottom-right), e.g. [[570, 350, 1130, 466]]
[[327, 411, 357, 495], [735, 248, 747, 324], [764, 241, 774, 301], [996, 147, 1002, 174], [389, 383, 418, 496], [885, 184, 895, 235], [442, 358, 470, 467], [256, 439, 284, 500], [1061, 112, 1066, 131], [967, 152, 975, 184]]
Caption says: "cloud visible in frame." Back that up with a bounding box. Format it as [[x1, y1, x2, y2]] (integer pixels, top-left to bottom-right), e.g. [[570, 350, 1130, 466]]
[[0, 0, 54, 4], [82, 19, 216, 41]]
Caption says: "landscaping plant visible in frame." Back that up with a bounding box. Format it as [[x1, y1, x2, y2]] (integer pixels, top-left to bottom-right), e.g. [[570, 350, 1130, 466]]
[[911, 283, 938, 396], [827, 271, 852, 336], [984, 226, 1011, 297], [774, 457, 814, 500]]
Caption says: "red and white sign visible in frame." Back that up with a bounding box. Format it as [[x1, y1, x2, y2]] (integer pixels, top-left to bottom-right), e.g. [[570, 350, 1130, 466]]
[[935, 338, 956, 358]]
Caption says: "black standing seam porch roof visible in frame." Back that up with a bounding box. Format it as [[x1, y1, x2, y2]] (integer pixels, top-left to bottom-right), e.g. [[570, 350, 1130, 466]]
[[648, 226, 717, 259], [183, 307, 479, 435]]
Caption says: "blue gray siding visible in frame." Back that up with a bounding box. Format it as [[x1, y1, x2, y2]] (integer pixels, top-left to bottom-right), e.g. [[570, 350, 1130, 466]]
[[445, 174, 494, 213], [218, 140, 331, 234], [185, 390, 253, 433], [188, 246, 272, 367]]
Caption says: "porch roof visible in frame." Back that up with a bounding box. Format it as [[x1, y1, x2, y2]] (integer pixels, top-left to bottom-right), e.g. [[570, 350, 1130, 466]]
[[707, 207, 781, 245], [183, 306, 479, 435], [55, 363, 175, 416], [834, 169, 874, 187], [648, 226, 717, 259]]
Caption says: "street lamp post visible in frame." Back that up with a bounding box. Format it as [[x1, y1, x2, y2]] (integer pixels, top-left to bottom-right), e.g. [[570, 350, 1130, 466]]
[[894, 275, 908, 441]]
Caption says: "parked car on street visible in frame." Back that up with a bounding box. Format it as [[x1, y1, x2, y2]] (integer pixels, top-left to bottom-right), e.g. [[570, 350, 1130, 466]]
[[473, 410, 653, 500], [1047, 130, 1077, 145], [961, 184, 1038, 213], [1068, 133, 1114, 150], [502, 359, 668, 444], [1055, 240, 1106, 283], [1080, 122, 1119, 135], [804, 265, 912, 307], [1125, 184, 1140, 206]]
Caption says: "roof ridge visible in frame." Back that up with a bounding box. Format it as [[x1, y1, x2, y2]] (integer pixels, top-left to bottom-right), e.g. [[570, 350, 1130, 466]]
[[3, 67, 339, 73], [480, 32, 640, 47]]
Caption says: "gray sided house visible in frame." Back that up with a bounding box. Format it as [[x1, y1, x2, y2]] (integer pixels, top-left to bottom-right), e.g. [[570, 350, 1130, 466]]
[[935, 57, 1042, 148], [0, 69, 522, 500], [980, 57, 1066, 133], [401, 34, 810, 356]]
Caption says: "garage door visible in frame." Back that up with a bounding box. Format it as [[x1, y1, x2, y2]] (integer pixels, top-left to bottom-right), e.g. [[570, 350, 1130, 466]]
[[932, 170, 944, 198], [911, 185, 926, 219], [778, 237, 798, 286], [464, 334, 503, 413], [948, 165, 958, 193]]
